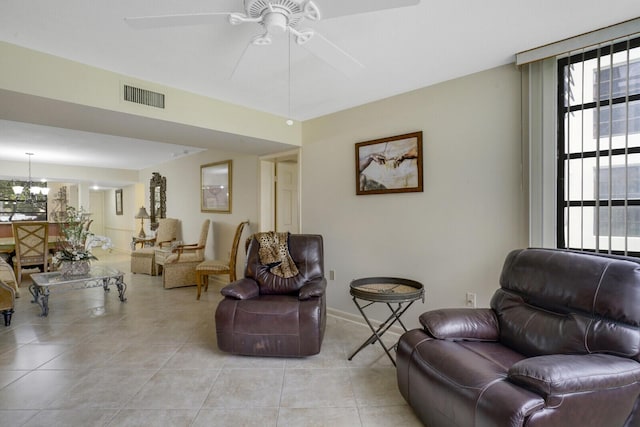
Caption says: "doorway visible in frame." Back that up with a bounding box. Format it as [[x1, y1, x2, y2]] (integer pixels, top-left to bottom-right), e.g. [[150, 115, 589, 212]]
[[259, 149, 300, 233]]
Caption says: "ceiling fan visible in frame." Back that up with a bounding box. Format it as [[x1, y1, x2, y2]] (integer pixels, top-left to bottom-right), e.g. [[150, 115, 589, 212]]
[[125, 0, 420, 78]]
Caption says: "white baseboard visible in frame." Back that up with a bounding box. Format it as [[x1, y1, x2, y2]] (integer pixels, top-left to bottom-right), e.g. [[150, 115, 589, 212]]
[[327, 307, 403, 336]]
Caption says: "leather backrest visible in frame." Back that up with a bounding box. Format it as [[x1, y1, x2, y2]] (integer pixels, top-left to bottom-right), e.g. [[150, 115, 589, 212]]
[[244, 234, 324, 295], [492, 248, 640, 360]]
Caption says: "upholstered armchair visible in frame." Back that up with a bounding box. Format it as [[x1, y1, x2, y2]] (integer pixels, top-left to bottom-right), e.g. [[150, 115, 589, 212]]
[[162, 219, 210, 289], [0, 258, 19, 326], [131, 217, 179, 276], [215, 234, 326, 357], [0, 258, 16, 326]]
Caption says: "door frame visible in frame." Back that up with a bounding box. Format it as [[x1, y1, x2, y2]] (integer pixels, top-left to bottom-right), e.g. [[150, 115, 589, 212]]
[[259, 148, 301, 233]]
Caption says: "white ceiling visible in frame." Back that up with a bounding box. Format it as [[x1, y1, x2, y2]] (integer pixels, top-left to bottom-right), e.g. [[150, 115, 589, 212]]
[[1, 0, 640, 173]]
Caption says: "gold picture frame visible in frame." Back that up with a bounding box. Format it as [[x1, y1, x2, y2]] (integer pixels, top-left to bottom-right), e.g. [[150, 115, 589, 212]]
[[355, 131, 423, 195], [201, 160, 232, 213]]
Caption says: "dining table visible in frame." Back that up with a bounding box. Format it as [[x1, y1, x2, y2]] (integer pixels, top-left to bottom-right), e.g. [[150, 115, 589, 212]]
[[0, 236, 60, 254]]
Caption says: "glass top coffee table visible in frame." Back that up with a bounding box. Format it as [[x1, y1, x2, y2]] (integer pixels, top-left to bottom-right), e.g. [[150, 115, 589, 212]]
[[29, 265, 127, 317], [348, 276, 424, 366]]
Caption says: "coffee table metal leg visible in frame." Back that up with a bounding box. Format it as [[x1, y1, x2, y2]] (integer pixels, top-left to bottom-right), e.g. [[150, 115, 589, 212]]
[[29, 284, 49, 317], [115, 275, 127, 302]]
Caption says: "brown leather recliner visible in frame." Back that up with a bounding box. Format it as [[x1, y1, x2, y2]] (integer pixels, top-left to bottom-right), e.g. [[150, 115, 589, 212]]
[[397, 248, 640, 427], [215, 234, 326, 357]]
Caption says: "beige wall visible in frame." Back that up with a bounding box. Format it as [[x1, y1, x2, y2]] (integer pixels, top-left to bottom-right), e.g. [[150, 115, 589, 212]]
[[301, 64, 528, 325], [136, 150, 259, 279], [2, 60, 529, 326]]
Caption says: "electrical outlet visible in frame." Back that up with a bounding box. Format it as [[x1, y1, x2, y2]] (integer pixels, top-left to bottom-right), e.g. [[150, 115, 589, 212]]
[[329, 270, 335, 280], [466, 292, 477, 308]]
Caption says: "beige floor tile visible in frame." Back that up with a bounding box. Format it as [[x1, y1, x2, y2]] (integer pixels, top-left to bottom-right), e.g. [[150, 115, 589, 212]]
[[280, 368, 356, 409], [191, 408, 279, 427], [203, 368, 284, 408], [95, 343, 180, 370], [349, 367, 406, 407], [0, 251, 422, 426], [0, 343, 72, 370], [163, 343, 228, 370], [0, 369, 28, 389], [106, 409, 197, 427], [48, 368, 157, 409], [0, 410, 39, 426], [276, 407, 362, 427], [21, 408, 115, 427], [0, 369, 87, 409], [125, 370, 218, 409], [358, 405, 423, 427]]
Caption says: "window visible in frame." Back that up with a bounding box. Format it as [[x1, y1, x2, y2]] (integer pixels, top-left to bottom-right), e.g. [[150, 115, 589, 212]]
[[0, 180, 48, 222], [558, 36, 640, 255]]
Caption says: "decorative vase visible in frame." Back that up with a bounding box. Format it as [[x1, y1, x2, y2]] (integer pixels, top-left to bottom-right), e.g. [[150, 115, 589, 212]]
[[59, 260, 91, 277]]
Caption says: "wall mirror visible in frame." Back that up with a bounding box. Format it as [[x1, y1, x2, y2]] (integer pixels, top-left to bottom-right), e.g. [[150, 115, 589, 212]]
[[201, 160, 232, 213], [149, 172, 166, 229]]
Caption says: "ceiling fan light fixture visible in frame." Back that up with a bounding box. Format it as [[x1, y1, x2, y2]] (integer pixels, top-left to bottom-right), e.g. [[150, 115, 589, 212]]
[[263, 11, 288, 33]]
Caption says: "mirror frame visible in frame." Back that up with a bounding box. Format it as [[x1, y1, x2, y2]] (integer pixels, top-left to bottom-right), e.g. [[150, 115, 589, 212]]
[[200, 160, 232, 213], [149, 172, 166, 229]]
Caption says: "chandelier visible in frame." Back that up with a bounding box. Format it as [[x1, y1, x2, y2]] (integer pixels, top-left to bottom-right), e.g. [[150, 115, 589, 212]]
[[12, 152, 50, 203]]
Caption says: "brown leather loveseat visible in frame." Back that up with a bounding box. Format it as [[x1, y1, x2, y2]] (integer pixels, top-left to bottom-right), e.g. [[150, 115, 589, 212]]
[[397, 248, 640, 426]]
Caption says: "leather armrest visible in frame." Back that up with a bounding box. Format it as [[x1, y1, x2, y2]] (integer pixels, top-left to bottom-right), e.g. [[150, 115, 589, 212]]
[[508, 354, 640, 399], [419, 308, 499, 341], [221, 278, 260, 300], [298, 277, 327, 300]]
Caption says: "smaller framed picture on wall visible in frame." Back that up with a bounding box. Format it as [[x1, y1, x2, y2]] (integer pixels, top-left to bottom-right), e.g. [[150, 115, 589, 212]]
[[201, 160, 232, 213], [115, 189, 123, 215], [355, 131, 423, 195]]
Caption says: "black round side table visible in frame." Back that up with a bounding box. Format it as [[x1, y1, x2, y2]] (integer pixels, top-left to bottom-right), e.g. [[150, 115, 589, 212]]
[[348, 277, 424, 366]]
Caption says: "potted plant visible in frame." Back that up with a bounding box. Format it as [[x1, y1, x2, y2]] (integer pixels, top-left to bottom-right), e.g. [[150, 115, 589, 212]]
[[52, 206, 97, 276]]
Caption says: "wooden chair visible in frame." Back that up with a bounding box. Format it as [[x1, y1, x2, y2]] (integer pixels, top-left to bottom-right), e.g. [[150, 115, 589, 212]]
[[195, 221, 249, 300], [11, 221, 51, 285]]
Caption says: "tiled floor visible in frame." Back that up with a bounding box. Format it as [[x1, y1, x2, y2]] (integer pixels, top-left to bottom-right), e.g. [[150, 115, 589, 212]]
[[0, 250, 422, 427]]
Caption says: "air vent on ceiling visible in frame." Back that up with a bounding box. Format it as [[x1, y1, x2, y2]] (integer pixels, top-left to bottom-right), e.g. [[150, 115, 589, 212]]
[[123, 84, 165, 109]]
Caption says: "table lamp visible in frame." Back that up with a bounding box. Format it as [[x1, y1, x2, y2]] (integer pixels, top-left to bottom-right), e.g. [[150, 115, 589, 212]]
[[135, 206, 150, 238]]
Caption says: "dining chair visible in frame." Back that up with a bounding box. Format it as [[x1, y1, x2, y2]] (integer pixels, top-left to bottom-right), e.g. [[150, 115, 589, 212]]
[[11, 221, 52, 285], [195, 220, 249, 300]]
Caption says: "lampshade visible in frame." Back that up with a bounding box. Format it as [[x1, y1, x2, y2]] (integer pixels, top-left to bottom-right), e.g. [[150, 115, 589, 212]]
[[135, 206, 150, 219]]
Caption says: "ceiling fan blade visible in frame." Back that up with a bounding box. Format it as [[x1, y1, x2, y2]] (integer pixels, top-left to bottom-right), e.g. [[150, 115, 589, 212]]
[[124, 12, 234, 29], [229, 37, 259, 80], [301, 32, 364, 78], [314, 0, 420, 19]]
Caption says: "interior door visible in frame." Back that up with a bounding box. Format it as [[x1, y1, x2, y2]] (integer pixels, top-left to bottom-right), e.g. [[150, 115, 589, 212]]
[[276, 161, 299, 233], [89, 190, 105, 236]]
